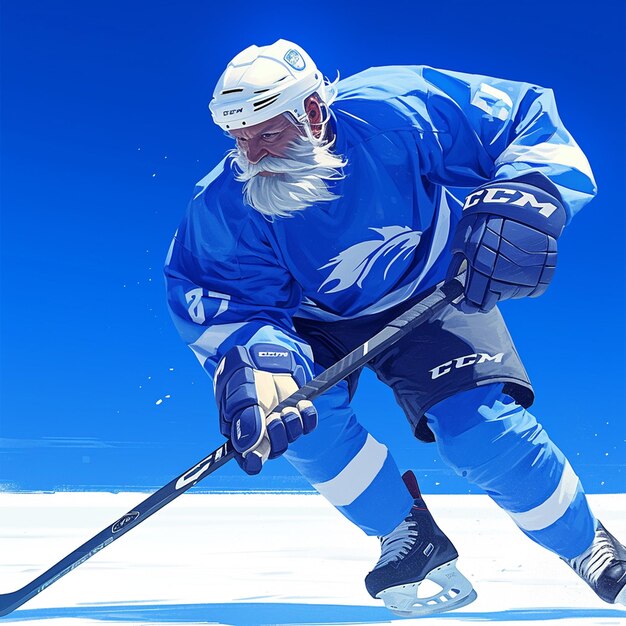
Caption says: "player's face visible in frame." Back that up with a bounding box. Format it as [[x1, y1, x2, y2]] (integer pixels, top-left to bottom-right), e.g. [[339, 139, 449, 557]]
[[229, 115, 302, 170], [227, 107, 347, 218]]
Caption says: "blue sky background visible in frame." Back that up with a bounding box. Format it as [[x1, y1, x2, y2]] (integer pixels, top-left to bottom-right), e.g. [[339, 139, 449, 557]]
[[1, 0, 624, 494]]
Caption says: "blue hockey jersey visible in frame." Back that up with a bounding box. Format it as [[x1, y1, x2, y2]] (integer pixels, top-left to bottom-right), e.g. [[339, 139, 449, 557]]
[[164, 66, 596, 378]]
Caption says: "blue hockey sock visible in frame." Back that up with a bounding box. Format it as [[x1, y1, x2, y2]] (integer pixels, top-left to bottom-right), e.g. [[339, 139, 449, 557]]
[[284, 381, 413, 536], [426, 384, 596, 559]]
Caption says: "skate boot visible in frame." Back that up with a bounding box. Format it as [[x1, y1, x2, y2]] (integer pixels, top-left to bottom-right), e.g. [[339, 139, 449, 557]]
[[365, 471, 477, 617], [566, 521, 626, 605]]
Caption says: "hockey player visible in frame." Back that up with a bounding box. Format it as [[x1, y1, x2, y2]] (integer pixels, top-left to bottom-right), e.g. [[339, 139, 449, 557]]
[[164, 40, 626, 616]]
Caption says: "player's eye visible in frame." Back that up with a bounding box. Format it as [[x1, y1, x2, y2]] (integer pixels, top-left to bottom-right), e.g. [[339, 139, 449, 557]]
[[261, 131, 281, 141]]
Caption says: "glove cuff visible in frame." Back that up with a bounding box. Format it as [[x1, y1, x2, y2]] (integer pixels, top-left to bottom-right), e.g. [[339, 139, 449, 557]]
[[462, 180, 567, 239]]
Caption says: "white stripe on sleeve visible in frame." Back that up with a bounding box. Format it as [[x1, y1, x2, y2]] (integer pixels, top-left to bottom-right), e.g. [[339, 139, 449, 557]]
[[189, 322, 247, 367], [496, 142, 595, 180]]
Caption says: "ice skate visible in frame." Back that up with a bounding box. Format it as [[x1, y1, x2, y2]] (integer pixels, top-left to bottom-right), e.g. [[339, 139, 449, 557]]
[[566, 521, 626, 605], [365, 471, 476, 617]]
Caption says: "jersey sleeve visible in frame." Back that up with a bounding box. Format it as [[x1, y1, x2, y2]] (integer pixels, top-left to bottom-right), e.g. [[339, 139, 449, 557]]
[[411, 66, 597, 221], [164, 161, 314, 381]]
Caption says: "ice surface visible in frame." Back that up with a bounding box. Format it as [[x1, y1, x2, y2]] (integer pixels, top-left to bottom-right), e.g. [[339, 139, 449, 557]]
[[0, 493, 625, 625]]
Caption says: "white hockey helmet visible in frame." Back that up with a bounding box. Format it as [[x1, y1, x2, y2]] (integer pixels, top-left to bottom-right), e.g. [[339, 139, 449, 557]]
[[209, 39, 327, 132]]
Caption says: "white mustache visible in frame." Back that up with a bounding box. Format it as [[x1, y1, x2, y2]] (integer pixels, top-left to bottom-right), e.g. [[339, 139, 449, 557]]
[[229, 135, 347, 218], [235, 145, 342, 179]]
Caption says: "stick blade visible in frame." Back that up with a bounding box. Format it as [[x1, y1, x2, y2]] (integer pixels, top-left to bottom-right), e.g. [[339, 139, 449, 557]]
[[0, 590, 26, 617]]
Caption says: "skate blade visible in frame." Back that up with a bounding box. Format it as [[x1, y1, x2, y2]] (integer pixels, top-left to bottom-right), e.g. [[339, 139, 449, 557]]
[[377, 558, 477, 617]]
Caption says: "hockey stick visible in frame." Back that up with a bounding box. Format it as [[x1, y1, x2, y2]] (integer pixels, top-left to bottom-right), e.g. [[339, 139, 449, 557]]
[[0, 275, 464, 617]]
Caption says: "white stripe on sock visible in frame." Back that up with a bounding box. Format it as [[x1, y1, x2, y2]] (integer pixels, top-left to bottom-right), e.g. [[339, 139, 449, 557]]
[[312, 434, 388, 507], [508, 460, 580, 531]]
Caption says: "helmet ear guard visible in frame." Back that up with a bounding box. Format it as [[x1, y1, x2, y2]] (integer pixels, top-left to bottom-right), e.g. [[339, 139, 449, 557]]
[[301, 95, 335, 143], [209, 39, 335, 133]]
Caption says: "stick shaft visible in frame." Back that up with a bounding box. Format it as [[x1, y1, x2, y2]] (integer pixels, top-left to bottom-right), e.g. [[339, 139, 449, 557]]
[[0, 276, 463, 617]]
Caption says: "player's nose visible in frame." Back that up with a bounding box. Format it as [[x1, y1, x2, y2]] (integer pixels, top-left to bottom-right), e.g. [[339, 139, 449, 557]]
[[246, 142, 268, 165]]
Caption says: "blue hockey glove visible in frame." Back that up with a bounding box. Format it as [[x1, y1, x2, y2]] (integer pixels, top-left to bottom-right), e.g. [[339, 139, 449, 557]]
[[449, 176, 567, 313], [214, 343, 318, 475]]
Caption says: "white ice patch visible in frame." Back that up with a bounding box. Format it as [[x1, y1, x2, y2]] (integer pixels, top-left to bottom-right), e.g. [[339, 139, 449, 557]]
[[0, 493, 623, 623]]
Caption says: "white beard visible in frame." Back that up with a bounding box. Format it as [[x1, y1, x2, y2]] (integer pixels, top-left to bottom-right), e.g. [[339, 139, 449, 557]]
[[229, 135, 347, 219]]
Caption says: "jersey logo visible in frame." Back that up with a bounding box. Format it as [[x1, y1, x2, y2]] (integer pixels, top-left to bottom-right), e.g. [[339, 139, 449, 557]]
[[318, 226, 422, 294]]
